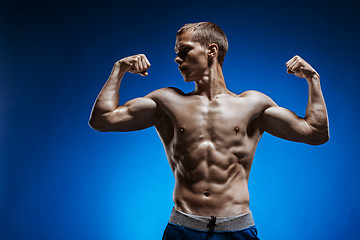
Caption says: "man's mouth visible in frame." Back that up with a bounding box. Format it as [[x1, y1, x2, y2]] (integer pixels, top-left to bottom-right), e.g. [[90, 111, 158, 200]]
[[179, 66, 188, 73]]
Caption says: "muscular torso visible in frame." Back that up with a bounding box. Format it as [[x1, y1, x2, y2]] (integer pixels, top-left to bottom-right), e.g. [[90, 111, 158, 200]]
[[151, 88, 267, 217]]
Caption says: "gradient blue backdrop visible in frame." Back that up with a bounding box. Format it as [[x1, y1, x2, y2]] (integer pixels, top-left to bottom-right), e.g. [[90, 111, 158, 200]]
[[1, 0, 360, 239]]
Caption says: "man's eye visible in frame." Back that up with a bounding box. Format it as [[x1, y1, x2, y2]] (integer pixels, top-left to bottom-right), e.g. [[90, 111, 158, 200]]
[[179, 48, 190, 56]]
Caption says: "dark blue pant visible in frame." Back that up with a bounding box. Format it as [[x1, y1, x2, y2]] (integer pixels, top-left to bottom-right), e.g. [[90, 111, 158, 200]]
[[162, 223, 260, 240]]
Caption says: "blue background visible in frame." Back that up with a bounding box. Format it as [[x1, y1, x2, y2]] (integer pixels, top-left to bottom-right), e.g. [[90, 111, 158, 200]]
[[1, 0, 360, 239]]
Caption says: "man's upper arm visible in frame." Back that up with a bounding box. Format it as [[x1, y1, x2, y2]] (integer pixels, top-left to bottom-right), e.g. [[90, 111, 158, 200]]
[[91, 94, 160, 132], [258, 93, 326, 145], [262, 106, 314, 143]]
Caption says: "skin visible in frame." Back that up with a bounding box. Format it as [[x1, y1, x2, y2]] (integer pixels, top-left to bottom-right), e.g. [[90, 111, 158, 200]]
[[89, 30, 329, 217]]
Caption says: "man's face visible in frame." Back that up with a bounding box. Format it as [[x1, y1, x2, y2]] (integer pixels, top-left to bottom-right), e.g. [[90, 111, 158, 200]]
[[175, 31, 209, 82]]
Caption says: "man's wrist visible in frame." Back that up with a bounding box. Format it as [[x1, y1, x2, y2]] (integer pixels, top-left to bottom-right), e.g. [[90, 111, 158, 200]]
[[114, 60, 130, 73], [306, 72, 320, 82]]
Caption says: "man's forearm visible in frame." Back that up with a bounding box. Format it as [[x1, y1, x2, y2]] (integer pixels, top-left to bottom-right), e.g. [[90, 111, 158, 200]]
[[91, 63, 125, 116], [304, 74, 329, 132]]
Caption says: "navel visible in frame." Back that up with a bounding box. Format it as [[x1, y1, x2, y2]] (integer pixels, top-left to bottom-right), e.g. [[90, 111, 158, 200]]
[[180, 128, 185, 134], [234, 126, 240, 135], [204, 191, 211, 197]]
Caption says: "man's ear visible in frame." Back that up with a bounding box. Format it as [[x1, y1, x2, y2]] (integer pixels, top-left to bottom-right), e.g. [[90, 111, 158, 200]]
[[208, 43, 218, 59]]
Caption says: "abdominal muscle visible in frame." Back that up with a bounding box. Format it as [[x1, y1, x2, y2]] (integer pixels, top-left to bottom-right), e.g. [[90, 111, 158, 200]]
[[169, 140, 253, 217]]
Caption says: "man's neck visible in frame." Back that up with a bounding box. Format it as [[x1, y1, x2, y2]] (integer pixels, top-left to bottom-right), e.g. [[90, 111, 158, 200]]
[[194, 64, 229, 100]]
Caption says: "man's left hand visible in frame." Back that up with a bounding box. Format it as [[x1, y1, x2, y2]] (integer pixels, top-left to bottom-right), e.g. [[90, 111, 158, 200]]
[[286, 55, 319, 79]]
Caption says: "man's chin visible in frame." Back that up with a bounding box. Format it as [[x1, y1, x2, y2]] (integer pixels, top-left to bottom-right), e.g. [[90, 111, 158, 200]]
[[184, 77, 194, 82], [183, 74, 196, 82]]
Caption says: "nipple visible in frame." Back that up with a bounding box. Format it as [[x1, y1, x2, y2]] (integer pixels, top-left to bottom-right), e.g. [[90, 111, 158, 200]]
[[234, 126, 240, 135]]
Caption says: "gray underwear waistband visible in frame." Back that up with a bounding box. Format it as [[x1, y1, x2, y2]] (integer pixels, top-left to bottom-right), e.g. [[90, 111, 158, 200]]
[[168, 208, 255, 232]]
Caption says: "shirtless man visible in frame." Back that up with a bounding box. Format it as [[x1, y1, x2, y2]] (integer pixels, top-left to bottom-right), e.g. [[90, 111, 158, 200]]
[[89, 22, 329, 239]]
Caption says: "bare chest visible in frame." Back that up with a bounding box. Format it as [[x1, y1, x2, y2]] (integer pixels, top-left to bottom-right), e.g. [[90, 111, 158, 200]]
[[166, 95, 260, 145]]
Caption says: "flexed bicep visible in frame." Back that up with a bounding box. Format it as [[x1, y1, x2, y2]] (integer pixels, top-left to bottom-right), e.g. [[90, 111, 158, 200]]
[[262, 106, 327, 145], [95, 96, 159, 132], [262, 106, 309, 141]]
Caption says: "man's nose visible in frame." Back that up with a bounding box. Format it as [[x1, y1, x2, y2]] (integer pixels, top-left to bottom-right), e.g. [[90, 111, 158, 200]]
[[174, 56, 183, 65]]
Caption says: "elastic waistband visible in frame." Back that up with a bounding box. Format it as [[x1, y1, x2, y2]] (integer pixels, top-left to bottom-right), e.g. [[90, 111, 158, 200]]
[[169, 208, 255, 232]]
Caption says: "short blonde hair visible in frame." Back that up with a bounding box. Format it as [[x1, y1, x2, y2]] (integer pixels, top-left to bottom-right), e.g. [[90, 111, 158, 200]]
[[177, 22, 228, 67]]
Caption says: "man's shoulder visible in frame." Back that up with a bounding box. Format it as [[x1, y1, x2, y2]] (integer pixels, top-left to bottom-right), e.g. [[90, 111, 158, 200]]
[[146, 87, 186, 102], [148, 87, 185, 96], [239, 90, 276, 107], [239, 90, 266, 97]]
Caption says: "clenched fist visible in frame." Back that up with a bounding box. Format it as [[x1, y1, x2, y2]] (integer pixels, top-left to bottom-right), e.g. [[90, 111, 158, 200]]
[[116, 54, 151, 76], [286, 55, 319, 79]]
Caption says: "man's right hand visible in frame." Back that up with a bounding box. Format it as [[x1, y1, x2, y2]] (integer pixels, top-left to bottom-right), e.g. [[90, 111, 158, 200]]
[[115, 54, 151, 76]]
